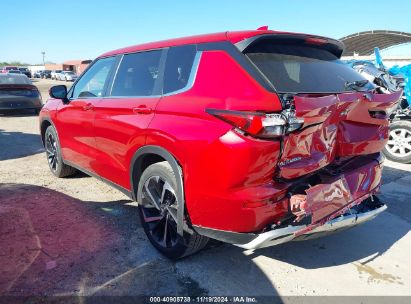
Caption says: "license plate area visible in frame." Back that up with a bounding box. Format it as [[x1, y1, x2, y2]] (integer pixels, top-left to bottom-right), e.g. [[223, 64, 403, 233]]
[[305, 178, 352, 223], [288, 154, 383, 226]]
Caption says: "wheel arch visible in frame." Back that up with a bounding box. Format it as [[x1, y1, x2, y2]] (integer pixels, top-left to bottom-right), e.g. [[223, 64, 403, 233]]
[[40, 118, 54, 146], [130, 145, 186, 235]]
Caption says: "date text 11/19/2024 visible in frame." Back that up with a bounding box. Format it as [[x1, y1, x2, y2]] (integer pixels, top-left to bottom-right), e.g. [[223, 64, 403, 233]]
[[149, 296, 257, 303]]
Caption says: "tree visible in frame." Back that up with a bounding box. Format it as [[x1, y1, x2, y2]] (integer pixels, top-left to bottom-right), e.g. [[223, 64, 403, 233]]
[[0, 61, 31, 67]]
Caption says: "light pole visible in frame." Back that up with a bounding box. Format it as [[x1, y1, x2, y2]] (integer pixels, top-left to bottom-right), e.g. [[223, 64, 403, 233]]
[[41, 51, 45, 66]]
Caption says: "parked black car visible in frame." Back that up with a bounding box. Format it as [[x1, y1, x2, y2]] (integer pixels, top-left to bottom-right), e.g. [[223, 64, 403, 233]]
[[42, 70, 52, 79], [18, 67, 31, 78], [0, 74, 42, 114]]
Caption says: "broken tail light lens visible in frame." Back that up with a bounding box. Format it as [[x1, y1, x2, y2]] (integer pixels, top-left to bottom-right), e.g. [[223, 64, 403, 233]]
[[206, 109, 303, 139]]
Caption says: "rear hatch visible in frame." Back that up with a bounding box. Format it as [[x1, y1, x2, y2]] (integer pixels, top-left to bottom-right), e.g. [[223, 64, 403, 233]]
[[242, 35, 401, 180]]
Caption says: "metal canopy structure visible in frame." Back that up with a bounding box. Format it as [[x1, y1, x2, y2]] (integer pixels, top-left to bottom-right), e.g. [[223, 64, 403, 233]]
[[340, 30, 411, 56]]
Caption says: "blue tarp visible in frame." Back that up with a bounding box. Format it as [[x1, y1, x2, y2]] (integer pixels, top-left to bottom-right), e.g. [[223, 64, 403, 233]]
[[389, 64, 411, 106], [344, 46, 410, 107]]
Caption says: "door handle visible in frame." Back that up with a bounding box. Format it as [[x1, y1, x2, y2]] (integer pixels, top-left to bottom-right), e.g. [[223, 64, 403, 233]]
[[83, 103, 94, 111], [133, 105, 153, 115]]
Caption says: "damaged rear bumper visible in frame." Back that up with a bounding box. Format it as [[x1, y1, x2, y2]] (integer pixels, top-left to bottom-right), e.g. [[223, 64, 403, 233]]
[[193, 154, 387, 249], [235, 200, 386, 250], [194, 195, 387, 250]]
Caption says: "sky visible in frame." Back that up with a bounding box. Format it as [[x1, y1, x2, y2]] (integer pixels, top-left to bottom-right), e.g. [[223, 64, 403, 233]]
[[2, 0, 411, 64]]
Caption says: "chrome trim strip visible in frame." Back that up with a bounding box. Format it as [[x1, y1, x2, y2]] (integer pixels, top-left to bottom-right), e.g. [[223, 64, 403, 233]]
[[108, 54, 124, 96], [235, 204, 387, 250], [101, 94, 162, 99]]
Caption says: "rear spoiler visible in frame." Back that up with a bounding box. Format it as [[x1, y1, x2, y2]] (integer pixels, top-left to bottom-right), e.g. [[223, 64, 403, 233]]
[[235, 34, 345, 58]]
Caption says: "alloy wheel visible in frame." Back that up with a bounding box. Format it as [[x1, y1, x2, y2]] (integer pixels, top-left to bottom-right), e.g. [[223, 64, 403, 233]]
[[140, 176, 179, 248], [46, 133, 58, 170], [386, 128, 411, 157]]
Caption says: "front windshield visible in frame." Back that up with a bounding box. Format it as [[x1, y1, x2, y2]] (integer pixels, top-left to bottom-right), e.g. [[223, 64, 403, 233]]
[[245, 42, 375, 93]]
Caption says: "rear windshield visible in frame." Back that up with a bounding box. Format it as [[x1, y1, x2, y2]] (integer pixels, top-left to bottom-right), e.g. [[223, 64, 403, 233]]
[[0, 75, 31, 84], [245, 42, 371, 93]]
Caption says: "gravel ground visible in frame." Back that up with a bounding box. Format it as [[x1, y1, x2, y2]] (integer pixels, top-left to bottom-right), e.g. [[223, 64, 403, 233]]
[[1, 79, 411, 300]]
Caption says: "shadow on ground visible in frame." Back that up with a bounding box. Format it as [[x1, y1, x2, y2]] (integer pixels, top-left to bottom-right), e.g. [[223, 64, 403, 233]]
[[0, 129, 43, 161], [178, 207, 409, 292], [381, 164, 411, 184], [380, 164, 411, 223], [0, 183, 279, 297], [1, 164, 409, 297], [252, 211, 408, 268], [0, 109, 39, 117], [177, 165, 410, 291], [258, 165, 411, 270]]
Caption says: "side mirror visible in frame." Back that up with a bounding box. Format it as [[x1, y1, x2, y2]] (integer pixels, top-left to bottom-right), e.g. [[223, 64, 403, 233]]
[[49, 85, 69, 103]]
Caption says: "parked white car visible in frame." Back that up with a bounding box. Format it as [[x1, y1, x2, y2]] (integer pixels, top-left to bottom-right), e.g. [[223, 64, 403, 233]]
[[58, 71, 78, 82], [51, 70, 62, 80]]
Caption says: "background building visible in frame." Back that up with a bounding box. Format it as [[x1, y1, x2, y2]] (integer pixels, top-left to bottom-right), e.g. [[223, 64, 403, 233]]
[[340, 30, 411, 67], [44, 59, 91, 75], [62, 60, 92, 75]]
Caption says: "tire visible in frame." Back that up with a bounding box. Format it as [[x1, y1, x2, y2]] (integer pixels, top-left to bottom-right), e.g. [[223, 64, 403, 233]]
[[383, 120, 411, 164], [137, 161, 208, 259], [44, 125, 77, 177]]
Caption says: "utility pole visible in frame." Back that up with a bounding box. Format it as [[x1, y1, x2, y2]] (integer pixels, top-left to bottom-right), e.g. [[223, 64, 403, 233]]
[[41, 51, 45, 66]]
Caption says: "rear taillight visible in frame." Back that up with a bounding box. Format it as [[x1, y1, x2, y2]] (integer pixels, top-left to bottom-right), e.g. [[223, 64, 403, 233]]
[[305, 37, 327, 45], [206, 109, 303, 139]]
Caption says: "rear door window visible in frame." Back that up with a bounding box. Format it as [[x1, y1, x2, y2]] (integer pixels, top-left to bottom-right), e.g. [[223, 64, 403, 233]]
[[110, 50, 164, 97], [245, 41, 372, 93], [163, 45, 196, 94]]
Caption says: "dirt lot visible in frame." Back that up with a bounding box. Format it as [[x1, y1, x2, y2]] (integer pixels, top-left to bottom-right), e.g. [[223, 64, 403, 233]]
[[1, 79, 411, 299]]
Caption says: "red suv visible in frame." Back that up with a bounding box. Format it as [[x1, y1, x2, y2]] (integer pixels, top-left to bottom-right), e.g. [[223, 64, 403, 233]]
[[39, 29, 401, 258]]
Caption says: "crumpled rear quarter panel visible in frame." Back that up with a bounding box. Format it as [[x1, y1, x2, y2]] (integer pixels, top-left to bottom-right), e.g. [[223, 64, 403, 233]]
[[278, 90, 402, 180]]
